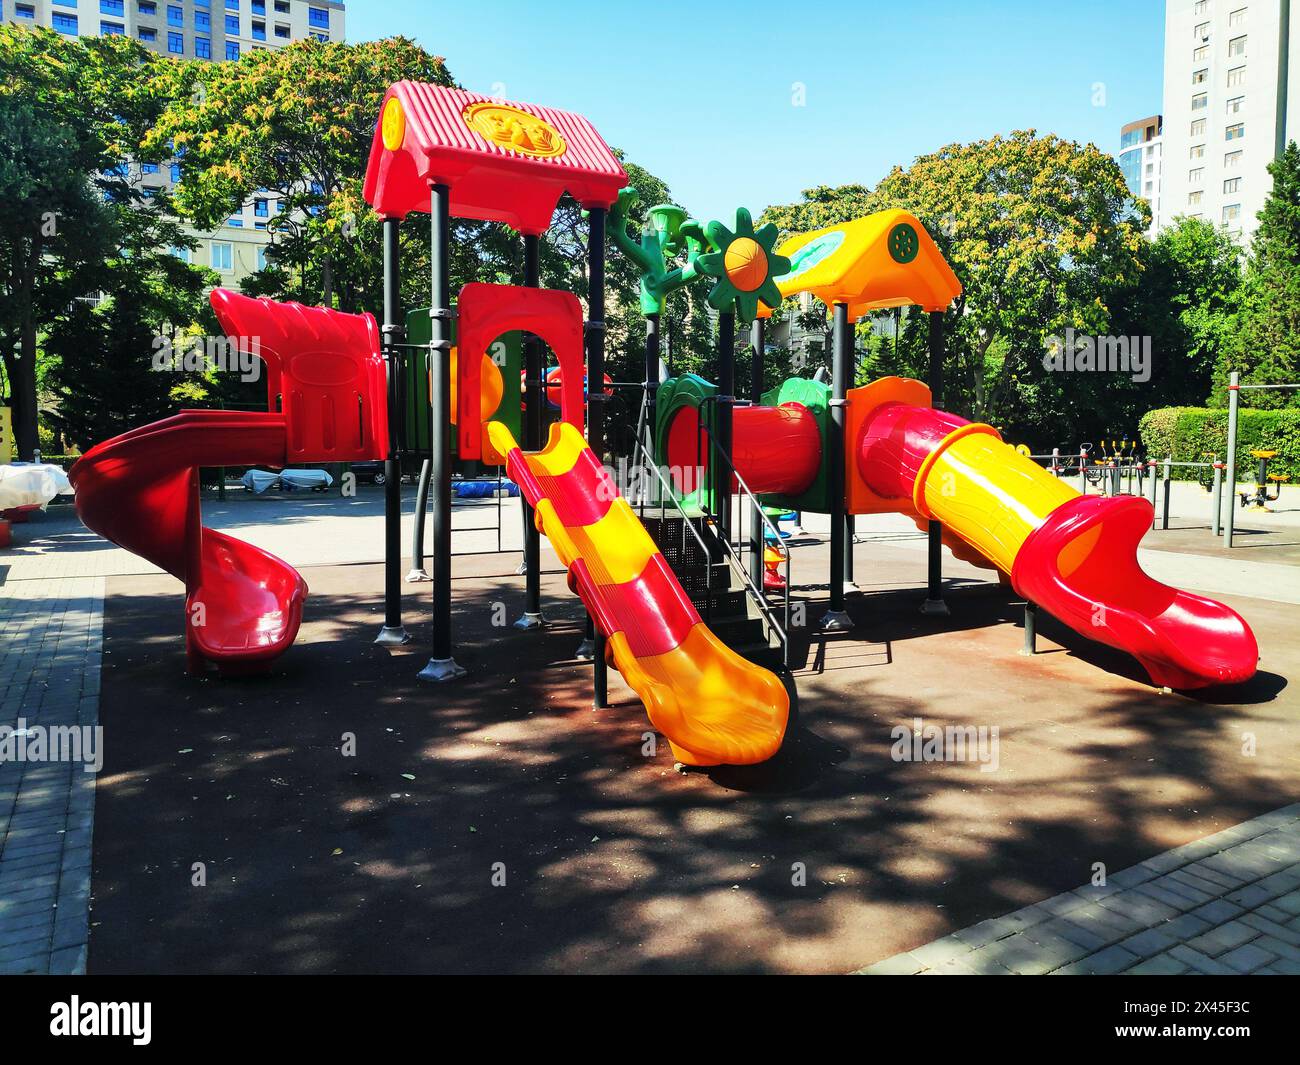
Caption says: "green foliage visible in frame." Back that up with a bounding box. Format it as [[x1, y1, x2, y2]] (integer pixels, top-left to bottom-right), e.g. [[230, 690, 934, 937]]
[[1139, 406, 1300, 482], [1223, 142, 1300, 408]]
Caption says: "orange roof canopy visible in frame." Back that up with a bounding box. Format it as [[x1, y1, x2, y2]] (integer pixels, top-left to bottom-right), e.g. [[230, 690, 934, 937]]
[[363, 82, 628, 234]]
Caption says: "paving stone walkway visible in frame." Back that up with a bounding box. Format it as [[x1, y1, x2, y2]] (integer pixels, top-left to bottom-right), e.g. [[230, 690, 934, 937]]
[[857, 803, 1300, 975], [0, 573, 103, 975]]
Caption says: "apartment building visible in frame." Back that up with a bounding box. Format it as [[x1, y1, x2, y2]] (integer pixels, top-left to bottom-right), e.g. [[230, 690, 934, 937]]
[[1161, 0, 1300, 244], [1, 0, 347, 284], [1119, 115, 1163, 234]]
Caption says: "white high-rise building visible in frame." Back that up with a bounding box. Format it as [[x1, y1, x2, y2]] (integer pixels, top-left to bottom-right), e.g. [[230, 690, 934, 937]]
[[1, 1, 347, 284], [1119, 115, 1163, 234], [1161, 0, 1300, 244]]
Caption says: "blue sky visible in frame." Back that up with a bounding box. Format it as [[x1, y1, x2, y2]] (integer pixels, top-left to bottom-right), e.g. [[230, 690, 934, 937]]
[[348, 0, 1165, 222]]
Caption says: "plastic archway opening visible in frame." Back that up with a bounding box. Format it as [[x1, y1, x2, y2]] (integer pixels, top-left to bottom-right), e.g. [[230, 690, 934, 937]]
[[447, 347, 506, 425], [521, 365, 615, 410]]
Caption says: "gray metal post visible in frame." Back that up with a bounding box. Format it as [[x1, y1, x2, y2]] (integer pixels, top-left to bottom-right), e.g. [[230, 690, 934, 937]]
[[922, 310, 949, 616], [1224, 371, 1239, 548], [376, 215, 410, 647], [819, 302, 852, 631], [749, 317, 765, 591], [1212, 455, 1223, 537], [418, 184, 465, 682], [1078, 448, 1088, 494], [1148, 459, 1159, 528], [1020, 601, 1038, 656], [584, 207, 608, 707], [515, 233, 545, 630], [1162, 457, 1172, 530]]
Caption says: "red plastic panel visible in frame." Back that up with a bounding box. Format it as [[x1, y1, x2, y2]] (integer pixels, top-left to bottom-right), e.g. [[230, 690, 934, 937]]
[[363, 82, 627, 230], [856, 401, 969, 500], [209, 290, 386, 464], [1012, 494, 1259, 689], [457, 283, 584, 460]]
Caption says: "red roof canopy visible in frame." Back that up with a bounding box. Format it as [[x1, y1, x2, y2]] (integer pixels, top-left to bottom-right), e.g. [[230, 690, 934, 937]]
[[363, 82, 628, 234]]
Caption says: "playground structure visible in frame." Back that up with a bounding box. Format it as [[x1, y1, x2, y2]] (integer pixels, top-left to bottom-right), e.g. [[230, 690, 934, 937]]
[[66, 80, 1266, 770]]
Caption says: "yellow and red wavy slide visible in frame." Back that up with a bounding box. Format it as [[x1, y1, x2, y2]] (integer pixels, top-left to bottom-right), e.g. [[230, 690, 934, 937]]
[[486, 420, 789, 766]]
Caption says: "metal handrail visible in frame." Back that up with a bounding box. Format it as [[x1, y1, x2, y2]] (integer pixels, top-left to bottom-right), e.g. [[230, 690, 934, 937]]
[[627, 434, 718, 624], [692, 415, 791, 667]]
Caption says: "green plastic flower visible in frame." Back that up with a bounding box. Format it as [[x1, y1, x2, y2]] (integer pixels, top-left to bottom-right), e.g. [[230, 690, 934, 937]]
[[694, 208, 791, 321]]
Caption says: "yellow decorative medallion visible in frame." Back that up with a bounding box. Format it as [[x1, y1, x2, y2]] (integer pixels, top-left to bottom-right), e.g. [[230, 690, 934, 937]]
[[381, 97, 406, 151], [462, 101, 567, 160]]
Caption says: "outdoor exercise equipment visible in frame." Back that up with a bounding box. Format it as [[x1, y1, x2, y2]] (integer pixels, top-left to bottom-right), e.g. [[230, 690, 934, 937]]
[[1239, 450, 1288, 511], [1221, 372, 1299, 546], [68, 292, 388, 673]]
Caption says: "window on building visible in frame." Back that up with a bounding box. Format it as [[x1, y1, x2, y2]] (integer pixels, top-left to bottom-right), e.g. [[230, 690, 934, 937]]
[[227, 216, 244, 227], [1229, 35, 1247, 56], [310, 32, 328, 42], [139, 27, 157, 40], [1224, 177, 1242, 193], [1226, 122, 1245, 139], [53, 12, 78, 31], [1223, 203, 1242, 224], [1194, 44, 1209, 61], [1190, 167, 1204, 184], [195, 10, 210, 28], [274, 24, 289, 37], [225, 13, 238, 32], [1226, 149, 1242, 167], [15, 3, 37, 17], [1145, 181, 1154, 194], [1189, 191, 1203, 206], [1192, 118, 1207, 136], [195, 35, 211, 58], [252, 0, 264, 11], [225, 41, 239, 59], [101, 0, 124, 14], [195, 0, 210, 7], [1228, 65, 1246, 87], [170, 246, 192, 263], [139, 1, 157, 14], [254, 199, 269, 217], [1229, 7, 1247, 26], [1227, 96, 1245, 114], [1145, 162, 1154, 176], [308, 6, 329, 27], [168, 31, 184, 53], [211, 242, 233, 271], [167, 3, 181, 24], [252, 20, 265, 39], [1193, 68, 1208, 84], [226, 0, 239, 8], [170, 163, 182, 182], [1191, 144, 1205, 159], [275, 0, 288, 11], [1194, 21, 1210, 38], [257, 247, 268, 270], [1193, 93, 1209, 111], [1194, 0, 1208, 11]]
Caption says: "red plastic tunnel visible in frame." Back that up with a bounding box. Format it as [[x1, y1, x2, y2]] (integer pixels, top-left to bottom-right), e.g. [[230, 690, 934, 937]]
[[664, 403, 821, 497]]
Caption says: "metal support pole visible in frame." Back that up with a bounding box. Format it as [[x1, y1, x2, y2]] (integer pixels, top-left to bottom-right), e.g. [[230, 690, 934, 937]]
[[1079, 448, 1088, 494], [820, 302, 852, 631], [1224, 372, 1239, 548], [1020, 600, 1038, 656], [418, 185, 465, 682], [580, 208, 609, 708], [1170, 455, 1180, 530], [922, 309, 949, 616], [515, 232, 545, 630], [713, 311, 736, 543], [376, 216, 410, 647], [407, 457, 432, 581], [749, 317, 766, 591], [1212, 456, 1224, 537]]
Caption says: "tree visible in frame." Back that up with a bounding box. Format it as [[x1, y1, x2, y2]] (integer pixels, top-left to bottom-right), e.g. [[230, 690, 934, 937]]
[[1229, 141, 1300, 408], [762, 131, 1149, 442], [0, 26, 198, 457]]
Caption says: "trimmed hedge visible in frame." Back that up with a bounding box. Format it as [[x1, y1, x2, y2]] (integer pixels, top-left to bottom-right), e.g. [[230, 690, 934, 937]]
[[1139, 407, 1300, 483]]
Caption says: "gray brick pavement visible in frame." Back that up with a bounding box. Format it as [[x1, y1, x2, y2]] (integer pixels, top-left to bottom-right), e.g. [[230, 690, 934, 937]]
[[857, 803, 1300, 975]]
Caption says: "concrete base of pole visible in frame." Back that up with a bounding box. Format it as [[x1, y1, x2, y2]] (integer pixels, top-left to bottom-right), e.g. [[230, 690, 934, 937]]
[[920, 597, 950, 617], [374, 625, 410, 648], [417, 657, 467, 683], [574, 637, 596, 660], [513, 612, 545, 631], [405, 568, 432, 583], [818, 609, 854, 633]]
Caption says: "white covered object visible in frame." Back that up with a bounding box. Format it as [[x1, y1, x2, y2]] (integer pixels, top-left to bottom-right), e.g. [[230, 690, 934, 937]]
[[0, 463, 73, 512], [240, 468, 333, 494]]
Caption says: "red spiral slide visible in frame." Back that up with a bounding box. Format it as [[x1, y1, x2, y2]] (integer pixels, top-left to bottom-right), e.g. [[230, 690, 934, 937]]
[[68, 291, 387, 673]]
